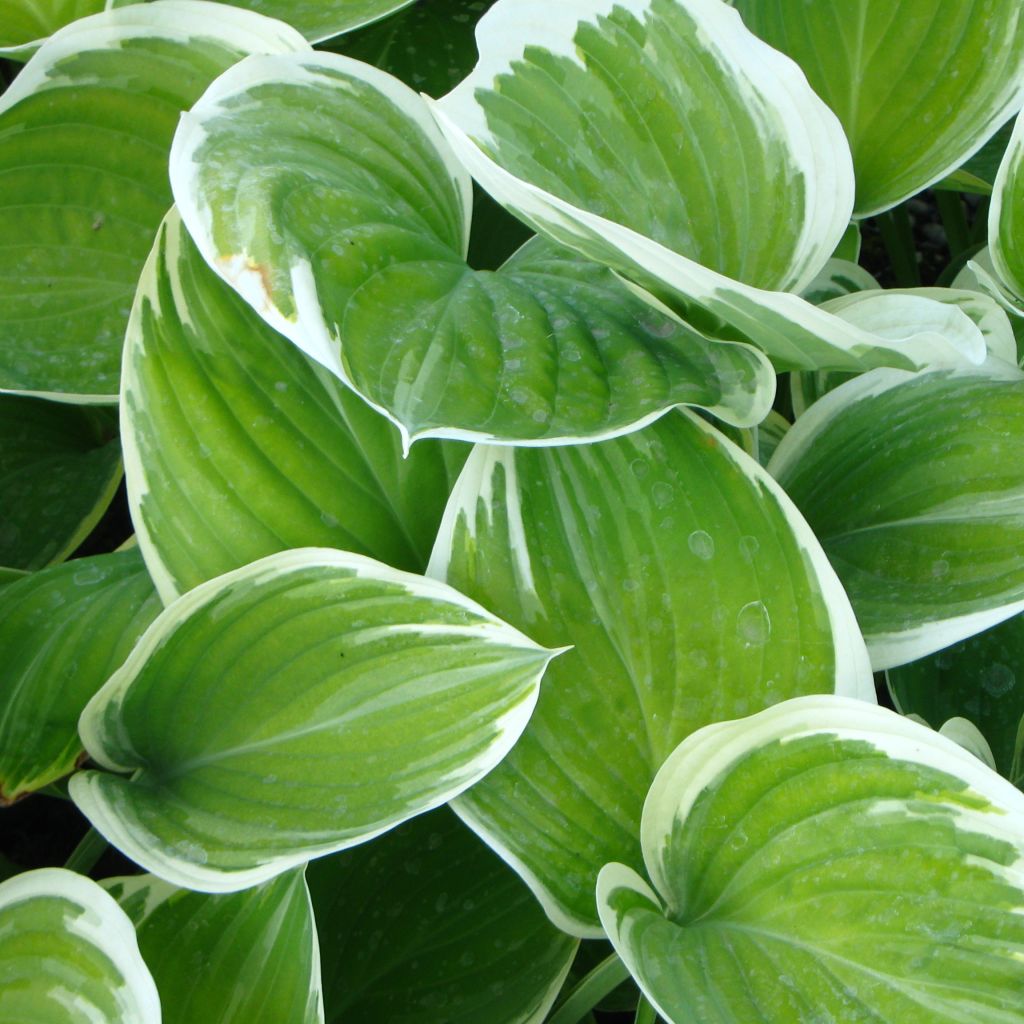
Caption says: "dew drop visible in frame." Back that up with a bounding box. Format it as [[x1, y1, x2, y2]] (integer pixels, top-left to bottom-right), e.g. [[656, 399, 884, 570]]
[[982, 662, 1015, 697], [737, 601, 771, 646], [688, 529, 715, 561], [651, 482, 673, 508], [739, 535, 760, 562]]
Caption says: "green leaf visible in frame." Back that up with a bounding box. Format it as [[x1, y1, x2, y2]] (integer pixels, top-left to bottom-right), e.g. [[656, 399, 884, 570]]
[[888, 612, 1024, 779], [992, 112, 1024, 304], [732, 1, 1024, 217], [0, 868, 160, 1022], [432, 410, 873, 934], [832, 223, 861, 263], [104, 869, 322, 1024], [798, 258, 878, 306], [306, 808, 578, 1024], [0, 550, 160, 803], [769, 367, 1024, 670], [598, 696, 1024, 1024], [172, 51, 773, 446], [433, 0, 985, 373], [71, 548, 559, 892], [0, 0, 134, 58], [959, 120, 1016, 188], [0, 395, 121, 570], [213, 0, 417, 43], [124, 209, 465, 604], [0, 1, 310, 400]]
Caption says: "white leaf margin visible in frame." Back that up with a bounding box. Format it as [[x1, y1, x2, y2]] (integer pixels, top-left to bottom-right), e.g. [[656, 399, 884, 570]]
[[991, 109, 1024, 304], [0, 867, 162, 1023], [70, 547, 562, 893], [768, 365, 1024, 670]]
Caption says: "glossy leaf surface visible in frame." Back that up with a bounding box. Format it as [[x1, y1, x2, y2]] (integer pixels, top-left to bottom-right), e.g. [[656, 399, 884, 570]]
[[72, 548, 558, 891], [105, 869, 322, 1024], [0, 395, 121, 570], [732, 0, 1024, 216], [124, 210, 464, 603], [213, 0, 416, 42], [0, 0, 309, 399], [432, 411, 873, 934], [172, 50, 772, 446], [598, 697, 1024, 1024], [0, 868, 160, 1022], [992, 111, 1024, 304], [0, 550, 160, 803], [307, 808, 577, 1024], [0, 0, 133, 57], [770, 367, 1024, 670]]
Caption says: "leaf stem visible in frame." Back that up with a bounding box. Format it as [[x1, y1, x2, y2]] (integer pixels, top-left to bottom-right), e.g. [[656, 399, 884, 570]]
[[547, 953, 631, 1024], [876, 207, 920, 287], [64, 827, 108, 876], [936, 191, 971, 259], [634, 995, 659, 1023]]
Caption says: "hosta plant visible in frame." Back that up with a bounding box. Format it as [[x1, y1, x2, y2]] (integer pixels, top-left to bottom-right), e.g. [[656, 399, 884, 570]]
[[2, 1, 1024, 1021]]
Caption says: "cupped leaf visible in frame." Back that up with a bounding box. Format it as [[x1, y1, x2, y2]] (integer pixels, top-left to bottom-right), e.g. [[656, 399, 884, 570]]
[[71, 548, 559, 892], [172, 50, 773, 446], [0, 549, 161, 803], [0, 0, 133, 58], [888, 612, 1024, 779], [798, 258, 878, 307], [0, 395, 121, 569], [992, 112, 1024, 305], [598, 696, 1024, 1024], [124, 209, 465, 604], [214, 0, 417, 43], [431, 410, 873, 935], [732, 1, 1024, 217], [769, 367, 1024, 670], [432, 0, 985, 373], [0, 868, 160, 1022], [104, 869, 322, 1024], [0, 0, 310, 400], [306, 808, 578, 1024]]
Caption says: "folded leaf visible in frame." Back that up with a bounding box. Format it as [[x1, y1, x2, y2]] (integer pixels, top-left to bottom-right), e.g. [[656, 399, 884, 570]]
[[432, 0, 984, 373], [0, 395, 121, 570], [307, 808, 577, 1024], [172, 50, 773, 446], [992, 111, 1024, 304], [769, 367, 1024, 669], [0, 868, 160, 1023], [124, 209, 465, 603], [71, 548, 559, 891], [598, 696, 1024, 1024], [0, 550, 161, 803], [0, 0, 310, 399], [105, 869, 322, 1024], [732, 0, 1024, 216], [432, 410, 873, 934]]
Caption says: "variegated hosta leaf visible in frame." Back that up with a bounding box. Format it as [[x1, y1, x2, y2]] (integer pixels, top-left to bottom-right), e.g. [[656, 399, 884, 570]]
[[940, 119, 1016, 195], [433, 0, 985, 373], [0, 550, 161, 803], [888, 611, 1024, 779], [992, 112, 1024, 306], [104, 869, 322, 1024], [0, 0, 309, 400], [732, 1, 1024, 217], [307, 808, 578, 1024], [769, 367, 1024, 671], [598, 696, 1024, 1024], [70, 548, 559, 892], [0, 0, 134, 58], [125, 210, 465, 604], [0, 396, 121, 570], [172, 51, 773, 447], [798, 258, 878, 307], [0, 868, 160, 1023], [213, 0, 417, 43], [431, 410, 873, 935]]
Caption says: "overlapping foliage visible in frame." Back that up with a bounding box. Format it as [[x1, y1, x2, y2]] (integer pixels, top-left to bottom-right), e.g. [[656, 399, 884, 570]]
[[2, 1, 1024, 1022]]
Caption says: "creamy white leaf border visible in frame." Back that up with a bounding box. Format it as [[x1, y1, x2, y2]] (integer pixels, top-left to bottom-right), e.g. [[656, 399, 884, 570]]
[[0, 867, 162, 1022], [70, 547, 562, 892], [991, 110, 1024, 304]]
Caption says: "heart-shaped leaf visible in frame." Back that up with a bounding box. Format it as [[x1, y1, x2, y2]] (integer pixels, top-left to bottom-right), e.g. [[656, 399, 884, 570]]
[[307, 808, 578, 1024], [0, 868, 160, 1022], [0, 396, 121, 570], [432, 0, 985, 373], [124, 209, 465, 603], [431, 410, 873, 934], [598, 696, 1024, 1023], [172, 50, 774, 447], [0, 0, 310, 399], [105, 869, 322, 1024], [732, 0, 1024, 216], [0, 550, 161, 803], [71, 548, 559, 891], [769, 366, 1024, 670]]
